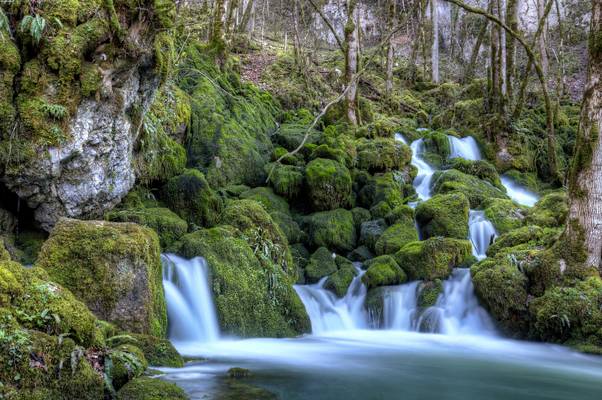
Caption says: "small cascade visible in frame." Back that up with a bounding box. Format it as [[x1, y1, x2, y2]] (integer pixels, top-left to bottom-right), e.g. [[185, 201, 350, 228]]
[[468, 210, 497, 259], [381, 282, 420, 330], [448, 136, 482, 160], [294, 265, 368, 334], [501, 176, 539, 207], [162, 254, 219, 344], [417, 269, 496, 336], [409, 139, 435, 201]]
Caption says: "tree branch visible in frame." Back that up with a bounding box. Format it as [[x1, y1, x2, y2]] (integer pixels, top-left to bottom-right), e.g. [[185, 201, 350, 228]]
[[307, 0, 345, 52]]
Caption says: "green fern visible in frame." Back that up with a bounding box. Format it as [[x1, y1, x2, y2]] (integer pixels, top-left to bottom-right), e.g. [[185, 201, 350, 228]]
[[19, 14, 47, 45], [41, 103, 68, 120]]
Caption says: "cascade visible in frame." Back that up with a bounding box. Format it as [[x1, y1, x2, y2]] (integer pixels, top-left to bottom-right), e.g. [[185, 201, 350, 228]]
[[293, 264, 368, 334], [448, 136, 482, 160], [501, 175, 539, 207], [381, 282, 420, 330], [408, 138, 435, 201], [161, 254, 220, 344], [468, 210, 497, 259]]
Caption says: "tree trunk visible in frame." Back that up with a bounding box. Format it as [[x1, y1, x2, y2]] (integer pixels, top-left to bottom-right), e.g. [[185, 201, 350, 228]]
[[432, 0, 440, 83], [345, 0, 359, 125], [505, 0, 518, 99], [238, 0, 254, 33], [464, 19, 488, 82], [385, 0, 396, 97], [537, 0, 550, 78], [564, 0, 602, 273]]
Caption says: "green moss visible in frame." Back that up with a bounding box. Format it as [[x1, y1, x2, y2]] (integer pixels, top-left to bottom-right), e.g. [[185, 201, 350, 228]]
[[106, 207, 188, 249], [375, 219, 418, 256], [36, 219, 167, 337], [417, 280, 443, 308], [80, 62, 102, 97], [448, 158, 503, 189], [362, 255, 407, 289], [526, 191, 568, 227], [351, 207, 372, 230], [305, 158, 352, 211], [265, 163, 304, 199], [432, 169, 509, 208], [109, 344, 148, 391], [486, 225, 548, 258], [162, 169, 224, 228], [240, 187, 290, 214], [303, 209, 357, 253], [483, 198, 526, 234], [0, 35, 20, 134], [395, 238, 472, 280], [221, 199, 293, 277], [107, 333, 184, 368], [304, 247, 337, 283], [416, 193, 469, 239], [174, 226, 310, 337], [356, 138, 412, 172], [421, 131, 451, 167], [117, 377, 188, 400], [154, 31, 175, 83], [471, 257, 529, 335], [324, 262, 357, 297]]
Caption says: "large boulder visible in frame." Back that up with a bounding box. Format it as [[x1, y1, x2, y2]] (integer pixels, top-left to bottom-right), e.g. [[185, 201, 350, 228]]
[[0, 1, 176, 231], [356, 138, 412, 172], [483, 198, 526, 234], [432, 169, 508, 208], [526, 191, 568, 227], [415, 193, 469, 239], [324, 256, 358, 297], [375, 206, 418, 255], [305, 247, 337, 283], [359, 219, 387, 253], [362, 255, 407, 289], [395, 237, 472, 280], [175, 226, 310, 337], [36, 219, 167, 337], [304, 209, 357, 253], [117, 377, 188, 400], [448, 158, 503, 189], [305, 158, 352, 211]]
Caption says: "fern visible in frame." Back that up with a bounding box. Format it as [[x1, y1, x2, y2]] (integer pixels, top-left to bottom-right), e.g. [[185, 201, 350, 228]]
[[19, 14, 47, 45], [41, 103, 68, 120]]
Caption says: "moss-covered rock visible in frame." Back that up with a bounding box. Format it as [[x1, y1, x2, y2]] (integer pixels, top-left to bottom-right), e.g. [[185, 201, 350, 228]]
[[108, 344, 148, 391], [106, 207, 188, 249], [347, 245, 374, 262], [375, 219, 419, 256], [162, 169, 223, 228], [421, 131, 451, 167], [117, 377, 188, 400], [290, 243, 310, 284], [36, 219, 167, 337], [486, 225, 547, 258], [395, 238, 472, 280], [305, 158, 352, 211], [362, 255, 407, 289], [483, 198, 526, 234], [265, 163, 304, 199], [240, 187, 290, 215], [270, 211, 304, 244], [174, 226, 309, 337], [448, 158, 503, 189], [359, 219, 387, 253], [107, 333, 184, 368], [471, 257, 529, 335], [304, 247, 337, 283], [304, 209, 357, 253], [417, 280, 443, 308], [432, 169, 509, 208], [356, 138, 412, 172], [351, 207, 372, 230], [526, 191, 568, 227], [324, 261, 357, 297], [415, 193, 469, 239]]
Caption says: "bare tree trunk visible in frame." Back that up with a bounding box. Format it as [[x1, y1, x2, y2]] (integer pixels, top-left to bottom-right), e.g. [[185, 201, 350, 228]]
[[564, 1, 602, 273], [238, 0, 255, 33], [464, 19, 488, 82], [345, 0, 360, 125], [500, 0, 507, 95], [432, 0, 440, 83]]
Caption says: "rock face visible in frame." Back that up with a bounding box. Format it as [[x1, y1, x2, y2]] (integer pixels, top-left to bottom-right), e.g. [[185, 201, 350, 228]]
[[0, 1, 175, 231], [36, 219, 167, 337]]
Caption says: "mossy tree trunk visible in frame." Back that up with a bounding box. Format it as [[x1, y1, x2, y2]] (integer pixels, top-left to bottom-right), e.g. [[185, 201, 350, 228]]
[[505, 0, 518, 99], [211, 0, 227, 62], [431, 0, 440, 83], [344, 0, 359, 125], [385, 0, 396, 97], [564, 0, 602, 273]]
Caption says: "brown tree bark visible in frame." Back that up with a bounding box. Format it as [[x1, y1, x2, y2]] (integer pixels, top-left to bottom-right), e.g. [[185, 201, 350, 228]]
[[564, 0, 602, 273]]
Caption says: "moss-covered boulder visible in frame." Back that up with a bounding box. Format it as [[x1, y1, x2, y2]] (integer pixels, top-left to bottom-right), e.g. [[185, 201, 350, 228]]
[[265, 163, 304, 199], [395, 238, 472, 280], [417, 280, 443, 308], [162, 169, 223, 228], [375, 219, 419, 256], [304, 209, 357, 253], [526, 191, 568, 227], [351, 207, 372, 230], [432, 169, 508, 208], [347, 245, 374, 262], [304, 247, 337, 283], [106, 207, 188, 249], [448, 158, 503, 189], [107, 333, 184, 368], [359, 219, 387, 253], [240, 187, 290, 214], [471, 257, 529, 335], [174, 226, 309, 337], [221, 199, 293, 276], [415, 193, 469, 239], [486, 225, 548, 258], [290, 243, 310, 284], [421, 131, 451, 167], [108, 344, 148, 391], [483, 198, 526, 234], [362, 255, 407, 289], [305, 158, 352, 211], [356, 138, 412, 172], [324, 259, 358, 297], [117, 377, 188, 400], [36, 219, 167, 337]]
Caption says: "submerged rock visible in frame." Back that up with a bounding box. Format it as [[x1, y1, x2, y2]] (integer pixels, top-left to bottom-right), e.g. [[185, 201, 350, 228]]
[[36, 219, 167, 337]]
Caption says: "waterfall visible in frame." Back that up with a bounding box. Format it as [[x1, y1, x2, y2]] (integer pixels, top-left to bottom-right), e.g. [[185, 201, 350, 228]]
[[417, 269, 496, 336], [500, 176, 539, 207], [409, 139, 435, 201], [161, 254, 219, 344], [468, 210, 497, 260], [382, 282, 420, 330], [448, 136, 482, 160]]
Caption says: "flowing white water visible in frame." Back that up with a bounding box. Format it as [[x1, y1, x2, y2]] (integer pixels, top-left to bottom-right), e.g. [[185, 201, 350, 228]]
[[382, 282, 420, 330], [468, 210, 498, 259], [501, 175, 540, 207], [162, 254, 220, 344], [409, 138, 435, 201], [293, 264, 368, 334], [448, 136, 482, 160]]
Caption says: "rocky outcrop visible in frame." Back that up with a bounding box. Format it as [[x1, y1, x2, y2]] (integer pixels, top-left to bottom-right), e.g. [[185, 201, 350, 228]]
[[0, 1, 175, 231]]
